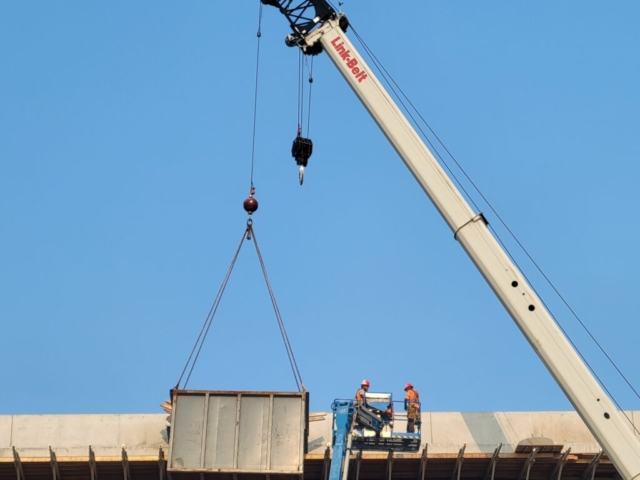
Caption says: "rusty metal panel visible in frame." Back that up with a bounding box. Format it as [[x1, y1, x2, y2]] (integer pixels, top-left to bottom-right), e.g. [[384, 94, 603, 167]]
[[168, 390, 307, 474]]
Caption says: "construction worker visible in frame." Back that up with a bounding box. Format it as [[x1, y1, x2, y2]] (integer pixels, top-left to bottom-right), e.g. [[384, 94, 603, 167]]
[[355, 379, 370, 405], [404, 383, 421, 433]]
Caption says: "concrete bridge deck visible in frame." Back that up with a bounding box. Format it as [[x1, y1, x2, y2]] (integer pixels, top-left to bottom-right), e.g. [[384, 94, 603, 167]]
[[2, 410, 637, 479]]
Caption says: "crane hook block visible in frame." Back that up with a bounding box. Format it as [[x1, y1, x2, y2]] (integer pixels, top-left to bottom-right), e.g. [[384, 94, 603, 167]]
[[292, 136, 313, 168]]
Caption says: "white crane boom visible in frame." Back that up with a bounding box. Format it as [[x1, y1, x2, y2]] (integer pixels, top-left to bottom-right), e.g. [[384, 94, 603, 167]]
[[307, 17, 640, 480], [261, 2, 640, 478]]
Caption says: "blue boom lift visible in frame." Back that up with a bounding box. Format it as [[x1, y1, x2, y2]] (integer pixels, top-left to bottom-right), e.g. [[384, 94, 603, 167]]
[[329, 393, 421, 480]]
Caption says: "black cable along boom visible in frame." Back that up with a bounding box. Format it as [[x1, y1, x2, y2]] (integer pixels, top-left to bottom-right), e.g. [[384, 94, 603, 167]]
[[347, 23, 640, 417], [269, 0, 640, 412]]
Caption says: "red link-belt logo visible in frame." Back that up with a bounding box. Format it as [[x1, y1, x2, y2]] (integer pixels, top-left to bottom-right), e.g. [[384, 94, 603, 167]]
[[330, 36, 368, 83]]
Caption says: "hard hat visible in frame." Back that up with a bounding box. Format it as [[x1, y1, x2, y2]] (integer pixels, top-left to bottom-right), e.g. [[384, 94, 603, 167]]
[[404, 383, 413, 391], [361, 379, 370, 387]]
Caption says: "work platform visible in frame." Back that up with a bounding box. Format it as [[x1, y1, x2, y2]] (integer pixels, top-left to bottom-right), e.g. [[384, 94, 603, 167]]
[[1, 410, 636, 479]]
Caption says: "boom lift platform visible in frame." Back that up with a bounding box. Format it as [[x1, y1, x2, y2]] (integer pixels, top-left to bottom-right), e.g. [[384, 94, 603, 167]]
[[330, 393, 420, 480]]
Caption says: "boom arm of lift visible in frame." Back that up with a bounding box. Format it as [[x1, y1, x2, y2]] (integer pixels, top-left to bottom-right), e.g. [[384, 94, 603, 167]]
[[261, 3, 640, 479], [330, 401, 356, 480]]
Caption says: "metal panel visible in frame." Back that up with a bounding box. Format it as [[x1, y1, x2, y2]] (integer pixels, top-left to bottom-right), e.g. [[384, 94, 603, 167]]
[[169, 394, 206, 469], [271, 395, 305, 470], [237, 395, 270, 470], [204, 393, 238, 469], [168, 390, 307, 475]]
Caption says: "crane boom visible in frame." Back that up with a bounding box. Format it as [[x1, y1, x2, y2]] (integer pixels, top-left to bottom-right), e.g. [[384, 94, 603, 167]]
[[261, 3, 640, 479]]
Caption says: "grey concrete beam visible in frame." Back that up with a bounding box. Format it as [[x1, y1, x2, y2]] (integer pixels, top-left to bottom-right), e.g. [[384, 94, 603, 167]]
[[49, 447, 61, 480], [1, 410, 636, 460], [418, 445, 428, 480], [2, 414, 167, 458], [89, 446, 98, 480], [13, 446, 25, 480], [451, 444, 465, 480], [385, 451, 394, 480], [354, 450, 362, 480], [159, 447, 166, 480], [518, 448, 537, 480], [550, 448, 570, 480], [483, 444, 501, 480], [122, 447, 130, 480], [0, 416, 12, 458], [581, 450, 603, 480], [322, 446, 330, 480]]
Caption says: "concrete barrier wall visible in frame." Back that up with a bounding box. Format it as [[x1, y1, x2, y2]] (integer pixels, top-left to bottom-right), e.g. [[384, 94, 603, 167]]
[[306, 410, 640, 455], [0, 414, 168, 458], [3, 411, 639, 459]]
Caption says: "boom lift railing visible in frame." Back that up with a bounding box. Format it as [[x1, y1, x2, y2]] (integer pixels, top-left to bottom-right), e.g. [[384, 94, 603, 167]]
[[330, 394, 421, 480]]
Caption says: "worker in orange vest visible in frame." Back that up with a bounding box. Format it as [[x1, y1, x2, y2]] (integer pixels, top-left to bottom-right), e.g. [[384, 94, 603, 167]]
[[404, 383, 420, 433], [355, 379, 370, 405]]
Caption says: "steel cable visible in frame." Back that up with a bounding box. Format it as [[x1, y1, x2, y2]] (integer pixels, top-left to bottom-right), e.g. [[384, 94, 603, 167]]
[[176, 223, 305, 392], [250, 0, 264, 189], [176, 228, 247, 389], [305, 56, 314, 136], [175, 1, 304, 392], [251, 227, 305, 392]]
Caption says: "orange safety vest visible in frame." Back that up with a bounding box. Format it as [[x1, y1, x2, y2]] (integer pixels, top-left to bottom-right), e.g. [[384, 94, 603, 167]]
[[405, 389, 420, 409], [355, 388, 366, 404]]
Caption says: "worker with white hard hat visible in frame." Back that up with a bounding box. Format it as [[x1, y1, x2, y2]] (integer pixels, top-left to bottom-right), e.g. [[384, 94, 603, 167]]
[[355, 379, 370, 404]]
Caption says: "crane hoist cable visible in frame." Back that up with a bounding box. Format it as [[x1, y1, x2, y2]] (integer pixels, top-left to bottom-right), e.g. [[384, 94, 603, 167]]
[[292, 51, 315, 185], [249, 0, 264, 189], [305, 56, 315, 137], [174, 3, 304, 392], [174, 203, 305, 392], [296, 51, 314, 135]]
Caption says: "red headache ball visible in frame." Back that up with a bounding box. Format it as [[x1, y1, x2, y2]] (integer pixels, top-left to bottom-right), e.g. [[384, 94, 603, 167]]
[[243, 196, 258, 214]]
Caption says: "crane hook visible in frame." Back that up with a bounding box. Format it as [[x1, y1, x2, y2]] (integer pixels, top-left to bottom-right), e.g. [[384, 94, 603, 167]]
[[291, 135, 313, 186]]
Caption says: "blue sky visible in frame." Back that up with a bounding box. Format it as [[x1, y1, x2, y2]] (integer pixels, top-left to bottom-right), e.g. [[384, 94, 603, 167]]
[[1, 1, 639, 415]]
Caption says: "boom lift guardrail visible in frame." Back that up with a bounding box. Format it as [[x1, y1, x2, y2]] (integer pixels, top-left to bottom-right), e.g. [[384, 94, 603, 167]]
[[261, 2, 640, 479], [330, 393, 420, 480]]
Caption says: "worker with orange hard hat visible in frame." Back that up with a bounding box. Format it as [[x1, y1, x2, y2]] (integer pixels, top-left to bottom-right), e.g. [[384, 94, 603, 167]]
[[404, 383, 421, 433], [355, 379, 370, 405]]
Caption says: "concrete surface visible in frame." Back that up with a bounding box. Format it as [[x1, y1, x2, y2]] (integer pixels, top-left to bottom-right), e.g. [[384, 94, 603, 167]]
[[2, 410, 638, 459], [307, 410, 640, 455], [0, 414, 168, 459]]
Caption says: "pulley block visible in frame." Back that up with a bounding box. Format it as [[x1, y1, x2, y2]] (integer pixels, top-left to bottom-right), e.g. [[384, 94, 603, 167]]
[[292, 136, 313, 185]]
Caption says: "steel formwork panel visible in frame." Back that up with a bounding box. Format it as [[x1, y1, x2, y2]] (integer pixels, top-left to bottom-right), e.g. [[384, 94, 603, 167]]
[[168, 390, 308, 475]]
